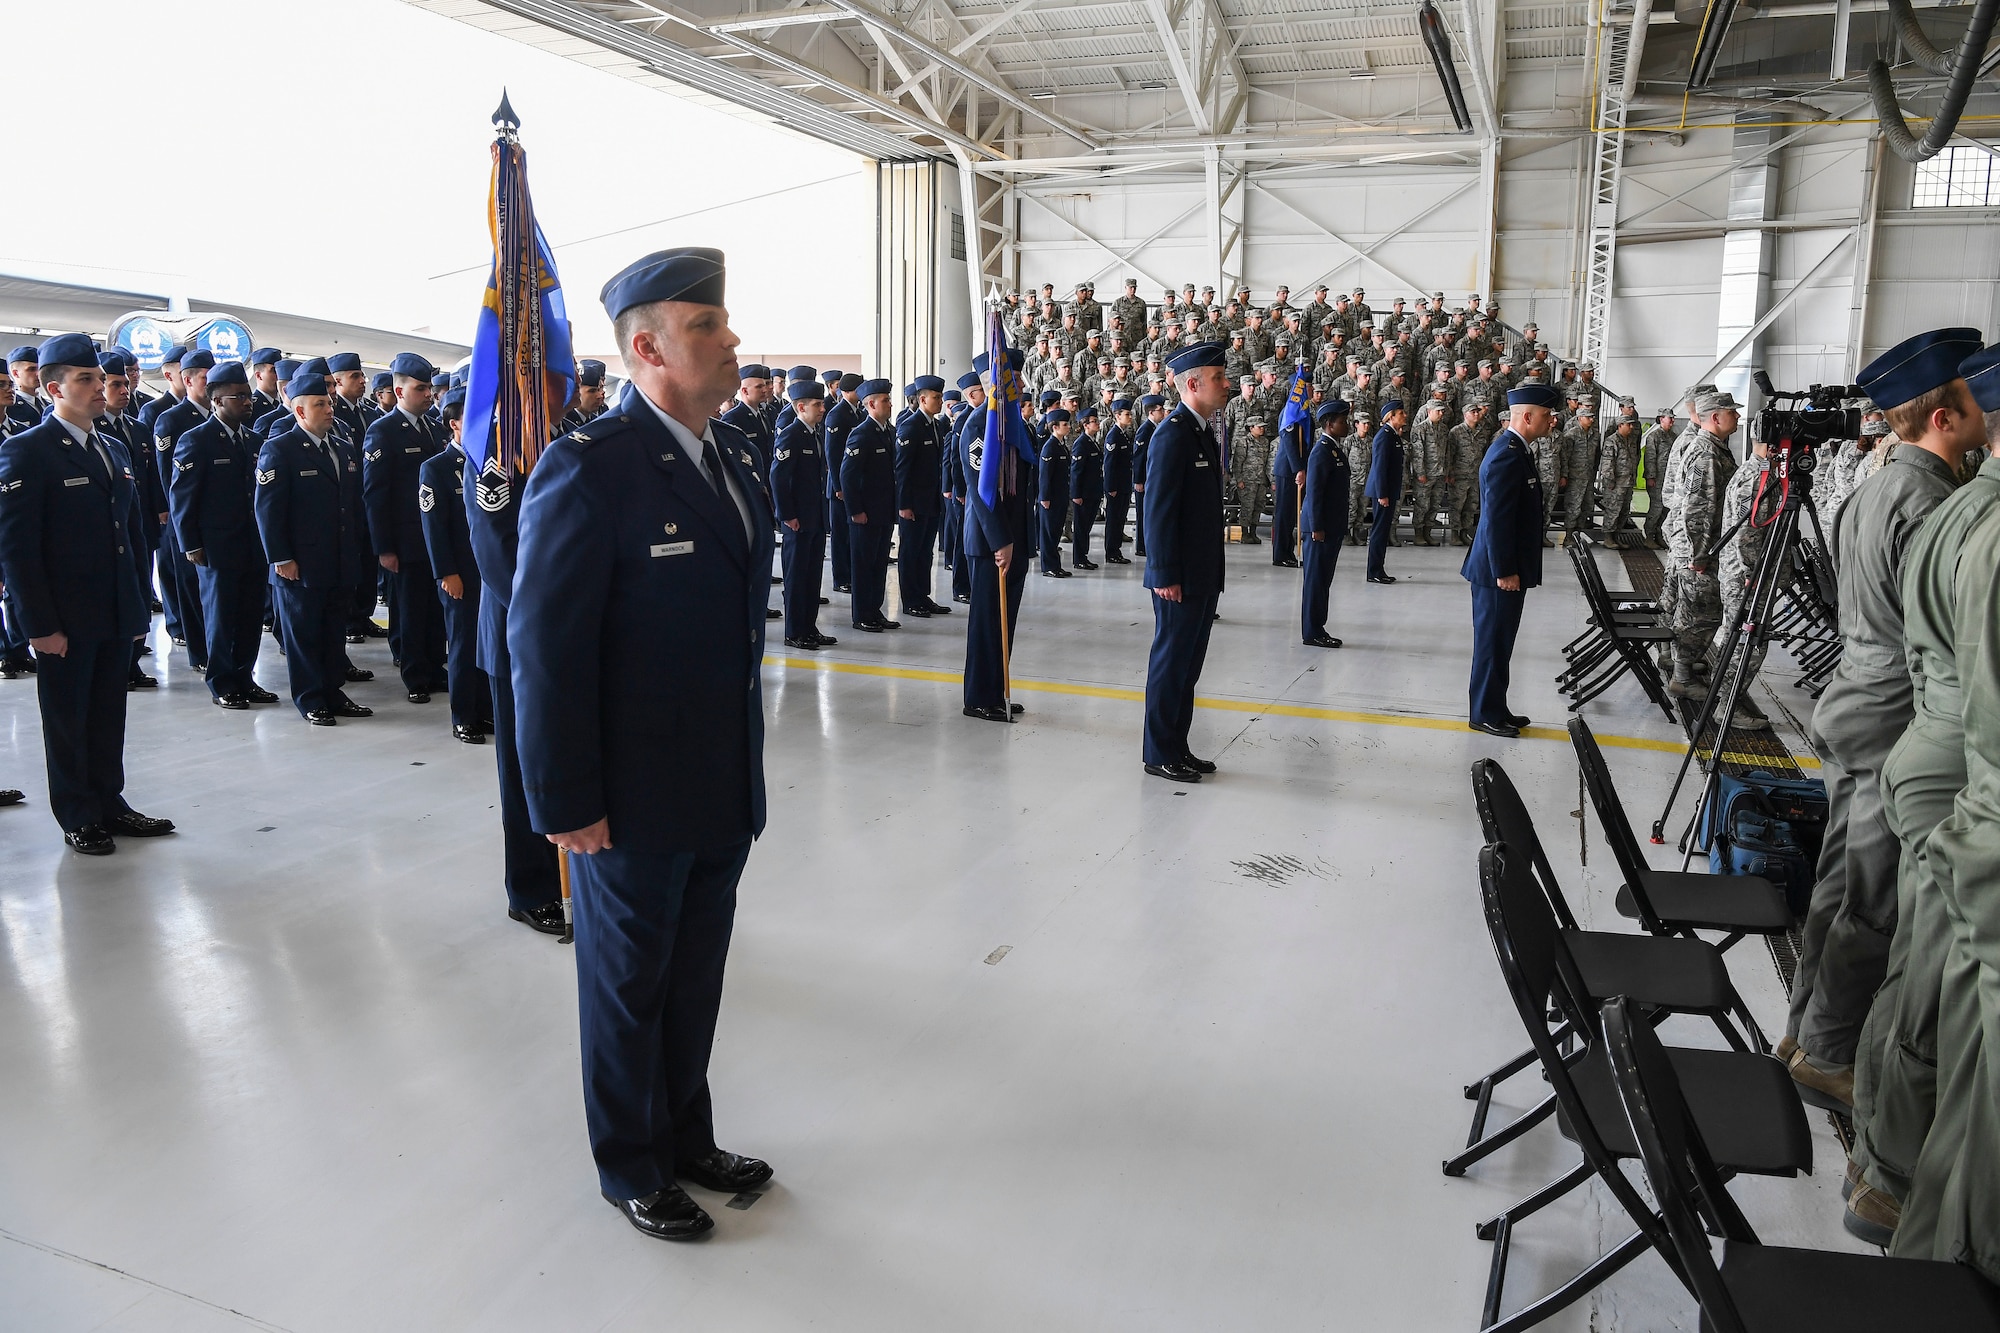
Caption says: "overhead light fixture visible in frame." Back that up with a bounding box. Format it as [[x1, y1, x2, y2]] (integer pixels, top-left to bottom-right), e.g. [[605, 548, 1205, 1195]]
[[1030, 89, 1057, 99], [1350, 67, 1376, 80], [1139, 80, 1166, 90]]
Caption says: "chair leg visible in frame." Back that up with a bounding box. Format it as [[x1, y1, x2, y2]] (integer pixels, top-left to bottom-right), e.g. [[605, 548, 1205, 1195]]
[[1444, 1092, 1558, 1177], [1475, 1161, 1593, 1241], [1479, 1226, 1653, 1333]]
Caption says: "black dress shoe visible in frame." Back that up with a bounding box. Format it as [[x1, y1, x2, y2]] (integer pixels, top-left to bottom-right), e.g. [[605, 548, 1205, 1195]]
[[1010, 702, 1024, 715], [1145, 761, 1202, 783], [962, 704, 1010, 722], [1135, 546, 1146, 557], [1367, 574, 1397, 584], [855, 621, 885, 633], [245, 686, 279, 703], [603, 1186, 714, 1242], [782, 637, 819, 650], [108, 810, 175, 837], [953, 593, 972, 604], [812, 633, 839, 647], [879, 617, 902, 630], [0, 789, 23, 806], [1278, 558, 1301, 568], [214, 693, 251, 710], [1075, 558, 1099, 570], [345, 666, 375, 683], [307, 710, 338, 726], [680, 1149, 774, 1194], [128, 672, 158, 690], [1106, 554, 1131, 564], [766, 608, 783, 620], [1469, 720, 1521, 738], [509, 901, 568, 935], [1303, 632, 1343, 649], [770, 575, 784, 586], [333, 699, 373, 718], [1181, 753, 1217, 774], [65, 825, 115, 855], [819, 596, 831, 605], [148, 597, 163, 613], [922, 599, 952, 615], [833, 583, 852, 593], [1, 660, 29, 679], [344, 633, 366, 644], [359, 621, 389, 638], [407, 692, 431, 704], [454, 724, 487, 744], [171, 636, 187, 647], [902, 606, 931, 619], [1508, 714, 1532, 728]]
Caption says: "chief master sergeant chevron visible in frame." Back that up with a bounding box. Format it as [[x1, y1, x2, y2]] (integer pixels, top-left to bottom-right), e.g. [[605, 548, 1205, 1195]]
[[509, 247, 778, 1244]]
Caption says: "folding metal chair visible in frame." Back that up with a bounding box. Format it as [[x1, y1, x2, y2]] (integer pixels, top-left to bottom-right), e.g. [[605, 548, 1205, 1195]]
[[1569, 717, 1793, 952], [1472, 842, 1812, 1333], [1603, 996, 2000, 1332]]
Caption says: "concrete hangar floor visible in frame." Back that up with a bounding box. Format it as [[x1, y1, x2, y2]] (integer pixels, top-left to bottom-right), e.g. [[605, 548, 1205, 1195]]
[[0, 541, 1868, 1332]]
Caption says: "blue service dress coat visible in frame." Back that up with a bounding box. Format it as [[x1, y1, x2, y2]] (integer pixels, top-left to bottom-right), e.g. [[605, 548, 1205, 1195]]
[[418, 445, 479, 586], [1364, 421, 1404, 504], [1104, 424, 1134, 495], [893, 412, 945, 518], [362, 409, 446, 569], [1070, 430, 1105, 502], [253, 427, 366, 590], [771, 421, 828, 534], [509, 409, 773, 854], [1141, 404, 1226, 597], [170, 416, 267, 573], [720, 399, 775, 476], [839, 415, 897, 525], [1461, 428, 1545, 726], [0, 417, 150, 643]]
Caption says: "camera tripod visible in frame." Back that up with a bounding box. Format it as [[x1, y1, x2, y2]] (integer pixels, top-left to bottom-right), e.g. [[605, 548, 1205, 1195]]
[[1650, 440, 1834, 862]]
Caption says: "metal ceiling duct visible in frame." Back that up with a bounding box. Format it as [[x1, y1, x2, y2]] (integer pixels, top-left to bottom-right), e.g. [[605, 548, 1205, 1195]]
[[1686, 0, 1747, 88], [1417, 0, 1474, 133], [1869, 0, 2000, 160]]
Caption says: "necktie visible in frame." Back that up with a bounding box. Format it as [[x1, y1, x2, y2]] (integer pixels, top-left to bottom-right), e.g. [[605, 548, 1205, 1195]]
[[700, 435, 727, 495], [83, 432, 113, 484]]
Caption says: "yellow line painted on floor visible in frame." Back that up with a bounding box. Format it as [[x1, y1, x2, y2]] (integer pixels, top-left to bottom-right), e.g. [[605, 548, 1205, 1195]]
[[763, 652, 1822, 767]]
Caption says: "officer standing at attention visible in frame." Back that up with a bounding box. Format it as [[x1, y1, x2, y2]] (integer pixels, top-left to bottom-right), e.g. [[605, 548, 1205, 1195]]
[[364, 354, 449, 704], [840, 379, 900, 631], [1069, 404, 1106, 570], [771, 378, 835, 649], [1786, 328, 1985, 1112], [254, 370, 374, 727], [170, 360, 278, 709], [960, 349, 1034, 723], [1102, 397, 1135, 564], [1462, 383, 1557, 737], [1141, 342, 1229, 784], [154, 349, 216, 671], [509, 247, 777, 1243], [559, 359, 610, 436], [824, 373, 862, 593], [949, 371, 983, 600], [1364, 399, 1408, 583], [1036, 408, 1074, 578], [893, 374, 951, 618], [1298, 399, 1352, 648], [721, 364, 775, 473], [1133, 393, 1165, 557], [94, 351, 163, 691], [417, 384, 492, 745], [0, 334, 175, 855]]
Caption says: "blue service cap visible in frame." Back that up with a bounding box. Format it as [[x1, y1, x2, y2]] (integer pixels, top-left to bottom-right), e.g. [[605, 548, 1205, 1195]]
[[1859, 327, 1984, 411], [298, 357, 329, 376], [97, 350, 130, 374], [902, 382, 917, 398], [207, 360, 249, 389], [8, 343, 40, 365], [327, 352, 363, 373], [1165, 341, 1227, 375], [972, 349, 1027, 375], [857, 377, 892, 399], [576, 358, 606, 388], [785, 380, 824, 402], [599, 246, 727, 320], [250, 346, 284, 366], [35, 333, 98, 371], [431, 372, 451, 389], [739, 363, 772, 381], [1506, 383, 1562, 409], [786, 364, 816, 383], [821, 369, 843, 385], [370, 371, 393, 392], [1043, 408, 1072, 424], [442, 385, 467, 411], [1038, 389, 1061, 407], [1077, 405, 1099, 421], [161, 345, 188, 367], [1138, 394, 1164, 410], [1315, 399, 1350, 423], [1379, 398, 1404, 414], [913, 375, 945, 393], [181, 349, 216, 373], [276, 358, 302, 381], [286, 371, 329, 399], [389, 352, 435, 381], [838, 372, 864, 392], [1111, 398, 1133, 412], [944, 389, 962, 402], [956, 371, 981, 391], [1963, 345, 2000, 412]]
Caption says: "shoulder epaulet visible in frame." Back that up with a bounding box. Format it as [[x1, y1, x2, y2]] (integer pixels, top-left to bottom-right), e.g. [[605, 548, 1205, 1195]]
[[560, 411, 637, 450]]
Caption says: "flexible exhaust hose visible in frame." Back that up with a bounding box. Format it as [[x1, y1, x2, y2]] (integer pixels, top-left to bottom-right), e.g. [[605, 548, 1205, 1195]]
[[1870, 0, 2000, 161]]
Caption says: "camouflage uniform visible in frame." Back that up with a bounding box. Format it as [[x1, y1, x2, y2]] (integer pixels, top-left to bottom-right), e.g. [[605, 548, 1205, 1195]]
[[1226, 394, 1273, 537], [1406, 407, 1451, 545], [1111, 293, 1149, 345], [1343, 420, 1374, 543], [1662, 427, 1737, 686], [1243, 322, 1274, 363], [1559, 418, 1602, 534], [1070, 292, 1104, 333], [1224, 339, 1252, 385], [1530, 434, 1562, 540], [1447, 414, 1491, 544], [1639, 421, 1674, 547], [1715, 454, 1788, 711], [1595, 419, 1641, 544]]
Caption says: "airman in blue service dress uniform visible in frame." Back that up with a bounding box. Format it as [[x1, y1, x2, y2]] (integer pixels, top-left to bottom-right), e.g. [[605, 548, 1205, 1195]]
[[960, 348, 1033, 722], [363, 353, 449, 704], [824, 373, 862, 593], [326, 351, 387, 646], [840, 379, 900, 631], [510, 247, 777, 1243], [720, 363, 776, 474], [771, 378, 835, 648], [464, 371, 566, 938], [1037, 409, 1074, 577], [154, 348, 217, 670], [169, 360, 276, 708], [1133, 393, 1166, 557], [1461, 383, 1558, 737], [1299, 398, 1352, 647], [1364, 398, 1407, 583], [0, 334, 175, 854], [894, 375, 951, 617], [418, 385, 492, 745], [254, 372, 374, 727], [1141, 342, 1229, 783], [947, 370, 982, 601], [1102, 397, 1135, 564], [95, 351, 163, 690], [1069, 405, 1106, 570]]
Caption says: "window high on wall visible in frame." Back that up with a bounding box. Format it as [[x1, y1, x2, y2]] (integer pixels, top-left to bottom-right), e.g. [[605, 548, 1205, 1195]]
[[1912, 143, 2000, 207]]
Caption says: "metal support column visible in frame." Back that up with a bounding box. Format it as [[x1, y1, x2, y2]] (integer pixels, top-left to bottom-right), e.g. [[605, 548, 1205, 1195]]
[[1578, 0, 1633, 369]]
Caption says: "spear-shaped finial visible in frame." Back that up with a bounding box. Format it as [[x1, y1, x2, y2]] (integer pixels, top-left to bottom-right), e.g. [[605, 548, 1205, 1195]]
[[492, 90, 520, 140]]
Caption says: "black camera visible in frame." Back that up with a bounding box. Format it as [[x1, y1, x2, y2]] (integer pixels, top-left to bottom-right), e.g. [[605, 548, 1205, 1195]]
[[1752, 371, 1863, 465]]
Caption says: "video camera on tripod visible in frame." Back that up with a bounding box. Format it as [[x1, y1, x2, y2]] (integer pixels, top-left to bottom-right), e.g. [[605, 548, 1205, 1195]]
[[1751, 371, 1864, 468]]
